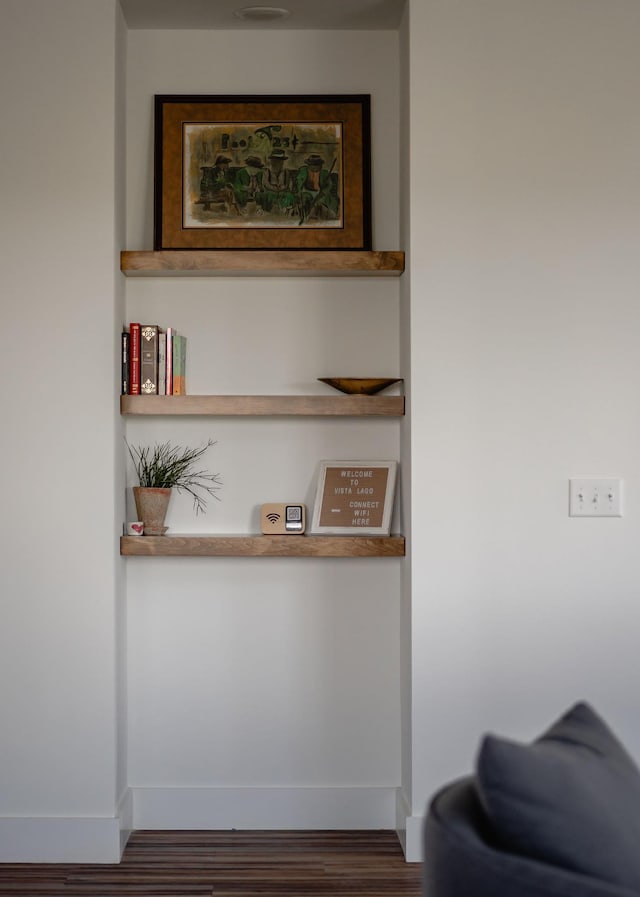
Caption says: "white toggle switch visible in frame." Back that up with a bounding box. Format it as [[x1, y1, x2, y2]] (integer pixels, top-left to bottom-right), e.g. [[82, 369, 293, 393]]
[[569, 478, 623, 517]]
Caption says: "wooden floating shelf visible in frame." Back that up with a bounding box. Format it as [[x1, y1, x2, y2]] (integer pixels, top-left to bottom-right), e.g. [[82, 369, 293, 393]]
[[120, 394, 405, 416], [121, 534, 405, 558], [121, 249, 405, 277]]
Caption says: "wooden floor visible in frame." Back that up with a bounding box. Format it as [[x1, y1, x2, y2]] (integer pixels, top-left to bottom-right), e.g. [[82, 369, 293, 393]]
[[0, 830, 423, 896]]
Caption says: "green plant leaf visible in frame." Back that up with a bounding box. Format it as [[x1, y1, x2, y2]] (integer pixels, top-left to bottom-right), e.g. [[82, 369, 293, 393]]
[[126, 439, 222, 514]]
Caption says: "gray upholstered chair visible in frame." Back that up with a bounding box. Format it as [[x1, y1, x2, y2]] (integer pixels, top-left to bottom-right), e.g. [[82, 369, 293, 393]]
[[423, 703, 640, 897]]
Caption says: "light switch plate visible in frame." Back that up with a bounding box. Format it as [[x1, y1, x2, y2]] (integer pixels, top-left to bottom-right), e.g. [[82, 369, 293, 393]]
[[569, 478, 623, 517]]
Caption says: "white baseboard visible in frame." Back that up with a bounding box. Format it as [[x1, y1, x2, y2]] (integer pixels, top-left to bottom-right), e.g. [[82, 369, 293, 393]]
[[0, 789, 133, 863], [0, 816, 123, 863], [131, 786, 397, 831], [118, 786, 134, 854], [403, 813, 424, 863], [395, 787, 423, 862], [0, 788, 404, 863]]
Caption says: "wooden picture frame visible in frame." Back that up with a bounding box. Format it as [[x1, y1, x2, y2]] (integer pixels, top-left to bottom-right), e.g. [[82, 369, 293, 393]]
[[311, 461, 397, 535], [154, 94, 372, 251]]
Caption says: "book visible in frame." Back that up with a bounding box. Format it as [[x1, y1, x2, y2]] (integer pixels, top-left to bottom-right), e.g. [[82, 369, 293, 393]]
[[121, 330, 130, 395], [140, 324, 159, 394], [129, 322, 141, 395], [165, 326, 174, 395], [158, 330, 166, 395], [172, 334, 187, 395]]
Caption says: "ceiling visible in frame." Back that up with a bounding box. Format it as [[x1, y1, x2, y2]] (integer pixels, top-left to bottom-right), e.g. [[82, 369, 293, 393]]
[[119, 0, 406, 30]]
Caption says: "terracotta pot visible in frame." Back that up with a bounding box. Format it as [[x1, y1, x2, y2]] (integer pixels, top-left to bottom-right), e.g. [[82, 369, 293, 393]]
[[133, 486, 172, 535]]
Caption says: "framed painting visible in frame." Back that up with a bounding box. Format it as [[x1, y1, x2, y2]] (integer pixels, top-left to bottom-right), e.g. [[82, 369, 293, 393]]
[[154, 94, 372, 251], [310, 461, 397, 535]]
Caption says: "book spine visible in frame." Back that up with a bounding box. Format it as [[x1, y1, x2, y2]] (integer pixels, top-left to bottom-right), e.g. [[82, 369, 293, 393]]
[[129, 322, 141, 395], [172, 334, 187, 395], [140, 324, 159, 394], [182, 335, 187, 394], [165, 327, 174, 395], [121, 331, 130, 395], [158, 330, 166, 395], [181, 335, 187, 394]]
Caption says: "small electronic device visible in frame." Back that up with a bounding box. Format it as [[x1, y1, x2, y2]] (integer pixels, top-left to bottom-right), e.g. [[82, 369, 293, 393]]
[[260, 503, 306, 535]]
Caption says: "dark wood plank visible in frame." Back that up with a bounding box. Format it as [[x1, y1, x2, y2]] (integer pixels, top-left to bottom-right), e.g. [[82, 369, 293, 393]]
[[0, 831, 422, 896]]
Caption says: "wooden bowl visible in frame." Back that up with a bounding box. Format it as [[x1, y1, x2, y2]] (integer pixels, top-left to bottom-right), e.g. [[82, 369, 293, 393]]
[[318, 377, 402, 395]]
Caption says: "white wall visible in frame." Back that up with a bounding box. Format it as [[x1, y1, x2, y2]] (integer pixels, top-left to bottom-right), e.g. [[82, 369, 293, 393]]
[[402, 0, 640, 860], [124, 29, 403, 830], [0, 0, 126, 861], [4, 0, 639, 866], [114, 0, 131, 846], [397, 1, 413, 852]]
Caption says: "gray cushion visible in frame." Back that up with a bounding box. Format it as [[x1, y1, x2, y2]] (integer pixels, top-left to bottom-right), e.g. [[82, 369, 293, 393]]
[[476, 702, 640, 892]]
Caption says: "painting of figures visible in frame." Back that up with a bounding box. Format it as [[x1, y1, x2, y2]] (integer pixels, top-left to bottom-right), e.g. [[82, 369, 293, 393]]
[[155, 96, 371, 250], [185, 122, 343, 230]]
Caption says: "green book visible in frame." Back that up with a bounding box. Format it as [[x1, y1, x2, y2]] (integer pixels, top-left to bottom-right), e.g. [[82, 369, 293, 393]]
[[172, 334, 187, 395]]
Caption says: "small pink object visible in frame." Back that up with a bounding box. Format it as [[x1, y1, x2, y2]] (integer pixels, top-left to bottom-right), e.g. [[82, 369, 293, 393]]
[[127, 522, 144, 536]]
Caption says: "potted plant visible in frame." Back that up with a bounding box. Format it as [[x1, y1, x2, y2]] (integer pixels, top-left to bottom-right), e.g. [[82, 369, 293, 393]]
[[126, 438, 222, 534]]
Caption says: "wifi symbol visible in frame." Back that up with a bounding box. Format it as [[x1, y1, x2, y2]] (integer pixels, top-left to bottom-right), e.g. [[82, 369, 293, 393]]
[[266, 512, 281, 524]]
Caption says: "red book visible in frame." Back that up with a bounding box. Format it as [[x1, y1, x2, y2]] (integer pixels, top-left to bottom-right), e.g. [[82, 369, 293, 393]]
[[129, 322, 141, 395]]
